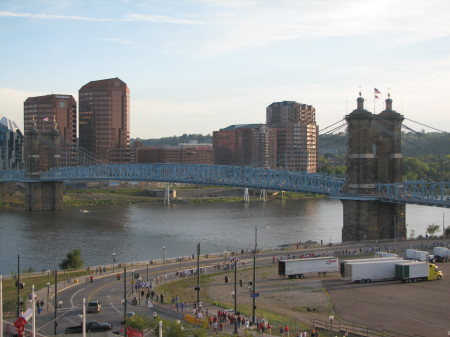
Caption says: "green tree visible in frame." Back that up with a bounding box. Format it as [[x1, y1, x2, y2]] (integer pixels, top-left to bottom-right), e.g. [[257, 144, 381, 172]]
[[125, 313, 156, 331], [426, 224, 440, 237], [59, 249, 84, 270]]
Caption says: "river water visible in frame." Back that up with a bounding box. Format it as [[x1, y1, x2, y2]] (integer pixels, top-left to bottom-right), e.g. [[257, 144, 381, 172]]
[[0, 199, 448, 274]]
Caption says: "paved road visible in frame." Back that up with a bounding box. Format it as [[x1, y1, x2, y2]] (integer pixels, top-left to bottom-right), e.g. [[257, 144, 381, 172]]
[[22, 239, 450, 336]]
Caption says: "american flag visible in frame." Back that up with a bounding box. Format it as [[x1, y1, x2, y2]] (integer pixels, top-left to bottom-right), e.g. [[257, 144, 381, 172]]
[[374, 88, 381, 94], [43, 117, 49, 121]]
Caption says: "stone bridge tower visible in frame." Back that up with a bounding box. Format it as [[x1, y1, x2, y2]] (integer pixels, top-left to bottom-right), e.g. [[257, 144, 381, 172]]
[[342, 93, 406, 241], [24, 119, 63, 211]]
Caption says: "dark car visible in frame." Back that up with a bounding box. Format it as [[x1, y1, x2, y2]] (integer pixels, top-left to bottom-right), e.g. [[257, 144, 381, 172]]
[[65, 321, 112, 334], [86, 300, 101, 313]]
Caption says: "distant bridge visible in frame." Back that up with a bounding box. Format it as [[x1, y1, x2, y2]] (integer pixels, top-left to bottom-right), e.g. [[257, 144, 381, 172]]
[[1, 164, 448, 207]]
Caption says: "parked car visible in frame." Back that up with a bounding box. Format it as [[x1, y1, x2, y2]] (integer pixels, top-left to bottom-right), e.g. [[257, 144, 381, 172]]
[[121, 312, 136, 325], [86, 300, 101, 313], [65, 321, 112, 334]]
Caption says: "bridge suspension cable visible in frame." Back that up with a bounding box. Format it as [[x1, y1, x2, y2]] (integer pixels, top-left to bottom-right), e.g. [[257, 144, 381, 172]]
[[37, 134, 108, 167]]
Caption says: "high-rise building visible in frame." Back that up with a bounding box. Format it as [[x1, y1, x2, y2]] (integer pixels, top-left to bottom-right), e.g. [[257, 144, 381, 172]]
[[136, 142, 214, 165], [79, 77, 130, 163], [266, 101, 318, 172], [213, 124, 277, 168], [24, 94, 77, 143], [0, 115, 24, 170]]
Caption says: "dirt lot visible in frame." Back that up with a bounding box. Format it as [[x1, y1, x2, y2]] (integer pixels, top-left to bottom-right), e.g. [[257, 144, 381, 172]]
[[325, 261, 450, 336], [202, 260, 450, 336]]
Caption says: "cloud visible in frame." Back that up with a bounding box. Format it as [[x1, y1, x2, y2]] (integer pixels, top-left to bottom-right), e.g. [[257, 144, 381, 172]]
[[0, 11, 202, 25], [95, 37, 133, 45], [196, 0, 450, 55]]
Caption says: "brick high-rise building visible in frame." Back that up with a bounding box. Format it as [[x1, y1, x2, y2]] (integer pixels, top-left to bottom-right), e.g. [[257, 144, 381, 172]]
[[213, 124, 277, 168], [79, 77, 130, 163], [136, 142, 213, 165], [24, 94, 77, 143], [266, 101, 318, 172]]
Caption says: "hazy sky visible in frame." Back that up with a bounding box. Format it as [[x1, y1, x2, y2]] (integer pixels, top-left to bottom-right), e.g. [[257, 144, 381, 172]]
[[1, 0, 449, 138]]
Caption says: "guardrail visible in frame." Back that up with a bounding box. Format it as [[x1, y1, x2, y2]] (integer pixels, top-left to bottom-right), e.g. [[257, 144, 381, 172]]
[[311, 318, 427, 337]]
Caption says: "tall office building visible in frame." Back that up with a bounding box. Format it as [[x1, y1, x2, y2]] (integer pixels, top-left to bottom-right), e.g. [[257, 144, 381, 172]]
[[79, 78, 130, 163], [24, 94, 77, 143], [0, 115, 24, 170], [213, 124, 277, 168], [266, 101, 318, 172]]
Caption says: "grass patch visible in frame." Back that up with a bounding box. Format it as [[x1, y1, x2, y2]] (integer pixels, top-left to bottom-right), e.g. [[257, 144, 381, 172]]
[[2, 269, 91, 316]]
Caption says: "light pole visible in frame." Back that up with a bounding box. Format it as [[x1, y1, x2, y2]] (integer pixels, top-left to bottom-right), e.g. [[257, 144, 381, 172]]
[[252, 227, 257, 324], [252, 226, 269, 324], [31, 285, 35, 337], [328, 315, 334, 337], [0, 275, 3, 337], [46, 282, 50, 311], [113, 253, 116, 273], [82, 298, 86, 337], [233, 259, 238, 335], [138, 277, 142, 306], [163, 246, 166, 264]]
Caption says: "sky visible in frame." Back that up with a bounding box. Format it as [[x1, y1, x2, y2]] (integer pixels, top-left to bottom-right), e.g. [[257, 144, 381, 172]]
[[1, 0, 450, 138]]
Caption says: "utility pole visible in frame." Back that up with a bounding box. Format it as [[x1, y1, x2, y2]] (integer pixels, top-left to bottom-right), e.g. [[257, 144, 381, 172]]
[[16, 254, 20, 317], [252, 226, 257, 324], [54, 270, 58, 335], [124, 266, 127, 337], [196, 243, 200, 306], [234, 259, 238, 334]]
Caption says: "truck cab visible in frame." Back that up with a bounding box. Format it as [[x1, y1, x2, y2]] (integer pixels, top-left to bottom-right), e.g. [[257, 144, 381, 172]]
[[428, 263, 443, 281]]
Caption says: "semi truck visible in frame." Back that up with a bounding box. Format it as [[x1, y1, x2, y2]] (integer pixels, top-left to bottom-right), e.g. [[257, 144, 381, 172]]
[[342, 259, 443, 283], [432, 247, 450, 262], [395, 261, 443, 282], [278, 256, 338, 279]]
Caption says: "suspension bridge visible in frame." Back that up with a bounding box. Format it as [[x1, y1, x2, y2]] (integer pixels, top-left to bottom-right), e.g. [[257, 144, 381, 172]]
[[0, 94, 449, 240]]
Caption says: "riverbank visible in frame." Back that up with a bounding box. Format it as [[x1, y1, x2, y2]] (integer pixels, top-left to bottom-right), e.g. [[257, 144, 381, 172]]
[[0, 188, 320, 209]]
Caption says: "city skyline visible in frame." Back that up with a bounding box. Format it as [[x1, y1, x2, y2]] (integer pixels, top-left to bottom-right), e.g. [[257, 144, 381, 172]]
[[1, 0, 450, 138]]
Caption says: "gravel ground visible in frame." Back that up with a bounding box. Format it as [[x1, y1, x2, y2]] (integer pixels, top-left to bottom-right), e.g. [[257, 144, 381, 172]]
[[202, 259, 450, 336]]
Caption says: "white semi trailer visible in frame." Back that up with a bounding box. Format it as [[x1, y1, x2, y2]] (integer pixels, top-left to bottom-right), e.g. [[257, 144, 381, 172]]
[[343, 259, 404, 282], [278, 256, 338, 279], [339, 257, 403, 277]]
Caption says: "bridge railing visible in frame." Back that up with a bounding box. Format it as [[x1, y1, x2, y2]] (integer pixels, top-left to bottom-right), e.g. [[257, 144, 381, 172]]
[[39, 163, 346, 196], [377, 181, 450, 207]]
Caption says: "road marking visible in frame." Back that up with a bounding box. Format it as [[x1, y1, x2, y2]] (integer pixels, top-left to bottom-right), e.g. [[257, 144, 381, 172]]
[[71, 287, 88, 308]]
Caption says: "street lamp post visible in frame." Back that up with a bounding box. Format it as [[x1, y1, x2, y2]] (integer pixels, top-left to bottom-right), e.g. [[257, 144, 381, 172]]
[[233, 259, 238, 335], [252, 226, 257, 324], [138, 277, 142, 306], [113, 253, 116, 273], [46, 282, 50, 311], [252, 226, 269, 324], [328, 315, 334, 337], [163, 246, 166, 264], [82, 298, 86, 337]]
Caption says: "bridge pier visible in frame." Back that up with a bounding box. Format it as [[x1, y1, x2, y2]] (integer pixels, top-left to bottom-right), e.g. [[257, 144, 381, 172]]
[[342, 200, 405, 241], [24, 123, 63, 211], [342, 93, 405, 241], [25, 181, 63, 211]]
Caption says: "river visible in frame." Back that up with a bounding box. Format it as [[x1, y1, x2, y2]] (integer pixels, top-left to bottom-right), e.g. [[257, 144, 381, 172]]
[[0, 199, 448, 274]]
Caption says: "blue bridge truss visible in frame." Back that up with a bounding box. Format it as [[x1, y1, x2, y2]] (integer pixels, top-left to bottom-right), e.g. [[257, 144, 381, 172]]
[[1, 164, 448, 207]]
